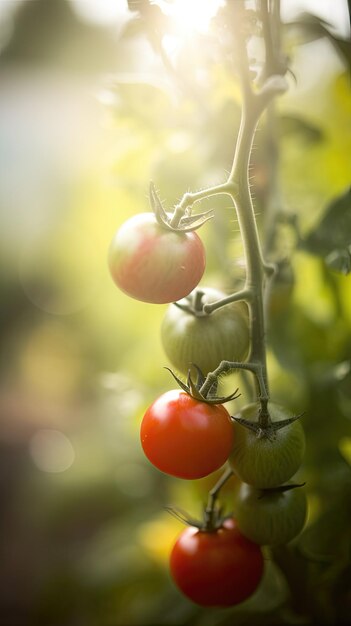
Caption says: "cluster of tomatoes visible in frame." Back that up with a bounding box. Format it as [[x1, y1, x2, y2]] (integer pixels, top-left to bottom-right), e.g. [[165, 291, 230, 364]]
[[108, 210, 307, 608]]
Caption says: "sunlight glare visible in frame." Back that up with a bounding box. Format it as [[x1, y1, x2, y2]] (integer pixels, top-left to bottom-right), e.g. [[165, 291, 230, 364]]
[[70, 0, 128, 26], [157, 0, 224, 36]]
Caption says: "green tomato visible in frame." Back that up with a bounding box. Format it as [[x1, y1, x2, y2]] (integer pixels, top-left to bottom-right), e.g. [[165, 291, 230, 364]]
[[161, 287, 250, 376], [229, 403, 305, 488], [234, 482, 308, 545]]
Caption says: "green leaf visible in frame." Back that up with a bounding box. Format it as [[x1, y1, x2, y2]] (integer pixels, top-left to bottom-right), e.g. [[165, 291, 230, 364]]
[[279, 114, 324, 144], [285, 12, 334, 45], [285, 12, 351, 74], [325, 248, 351, 275], [301, 186, 351, 274]]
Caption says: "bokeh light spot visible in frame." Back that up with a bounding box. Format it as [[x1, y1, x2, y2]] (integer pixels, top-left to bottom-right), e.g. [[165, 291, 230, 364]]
[[29, 429, 75, 473]]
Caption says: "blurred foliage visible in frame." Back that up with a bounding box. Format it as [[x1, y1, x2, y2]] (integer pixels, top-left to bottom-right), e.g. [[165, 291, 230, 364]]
[[301, 186, 351, 273], [0, 1, 350, 625]]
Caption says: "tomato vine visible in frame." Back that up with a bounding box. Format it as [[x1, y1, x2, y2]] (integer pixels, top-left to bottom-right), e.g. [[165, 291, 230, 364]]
[[108, 0, 310, 609]]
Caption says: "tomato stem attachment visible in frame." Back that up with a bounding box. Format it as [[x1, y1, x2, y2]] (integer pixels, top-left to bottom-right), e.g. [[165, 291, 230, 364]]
[[233, 410, 305, 440], [149, 181, 214, 233], [169, 182, 238, 229], [164, 468, 235, 533], [199, 360, 269, 408], [202, 289, 252, 314], [193, 288, 205, 314], [165, 366, 240, 405]]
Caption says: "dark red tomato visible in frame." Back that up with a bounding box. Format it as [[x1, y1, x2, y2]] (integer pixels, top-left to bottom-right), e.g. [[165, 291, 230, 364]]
[[170, 518, 264, 607], [140, 390, 233, 479], [108, 213, 206, 304]]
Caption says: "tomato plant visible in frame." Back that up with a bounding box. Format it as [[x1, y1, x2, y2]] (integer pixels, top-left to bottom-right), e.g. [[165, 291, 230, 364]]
[[140, 389, 233, 479], [161, 287, 250, 375], [229, 403, 305, 488], [170, 518, 264, 607], [108, 212, 206, 304], [234, 482, 308, 545], [102, 0, 349, 620]]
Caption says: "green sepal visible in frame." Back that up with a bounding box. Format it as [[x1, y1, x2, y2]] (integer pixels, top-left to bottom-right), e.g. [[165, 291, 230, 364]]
[[232, 411, 304, 438], [149, 181, 214, 233], [164, 506, 202, 529], [188, 363, 206, 389], [257, 482, 306, 499], [270, 412, 305, 431], [165, 366, 240, 405], [165, 504, 233, 533]]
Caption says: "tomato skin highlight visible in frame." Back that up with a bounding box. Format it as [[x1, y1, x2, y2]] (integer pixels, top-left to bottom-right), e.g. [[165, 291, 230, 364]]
[[161, 287, 250, 375], [140, 390, 234, 479], [170, 518, 264, 607], [234, 482, 308, 545], [108, 213, 206, 304], [229, 403, 306, 488]]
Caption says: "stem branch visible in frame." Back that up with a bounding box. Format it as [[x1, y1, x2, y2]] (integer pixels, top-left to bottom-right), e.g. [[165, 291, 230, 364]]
[[169, 182, 237, 228], [203, 466, 234, 530], [199, 359, 269, 402], [203, 289, 252, 314]]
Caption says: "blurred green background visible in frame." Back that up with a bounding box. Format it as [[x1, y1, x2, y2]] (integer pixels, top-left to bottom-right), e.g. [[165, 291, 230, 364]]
[[0, 1, 350, 624]]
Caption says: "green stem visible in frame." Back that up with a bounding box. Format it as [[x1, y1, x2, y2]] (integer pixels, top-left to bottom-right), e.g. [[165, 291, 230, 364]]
[[169, 182, 237, 228], [225, 93, 280, 403], [192, 288, 204, 313], [169, 5, 287, 427], [203, 288, 252, 314], [220, 3, 287, 414], [203, 466, 234, 531], [199, 359, 269, 402], [228, 111, 267, 399]]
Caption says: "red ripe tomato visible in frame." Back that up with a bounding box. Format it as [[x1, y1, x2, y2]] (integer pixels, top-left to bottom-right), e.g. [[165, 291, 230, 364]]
[[140, 390, 233, 479], [170, 518, 264, 607], [108, 213, 206, 304]]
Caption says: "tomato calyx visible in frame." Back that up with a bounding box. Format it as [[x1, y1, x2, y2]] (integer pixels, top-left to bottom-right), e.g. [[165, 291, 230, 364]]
[[149, 182, 214, 233], [165, 504, 232, 533], [255, 482, 306, 499], [166, 466, 236, 532], [165, 365, 240, 405], [232, 405, 305, 440], [173, 289, 210, 318]]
